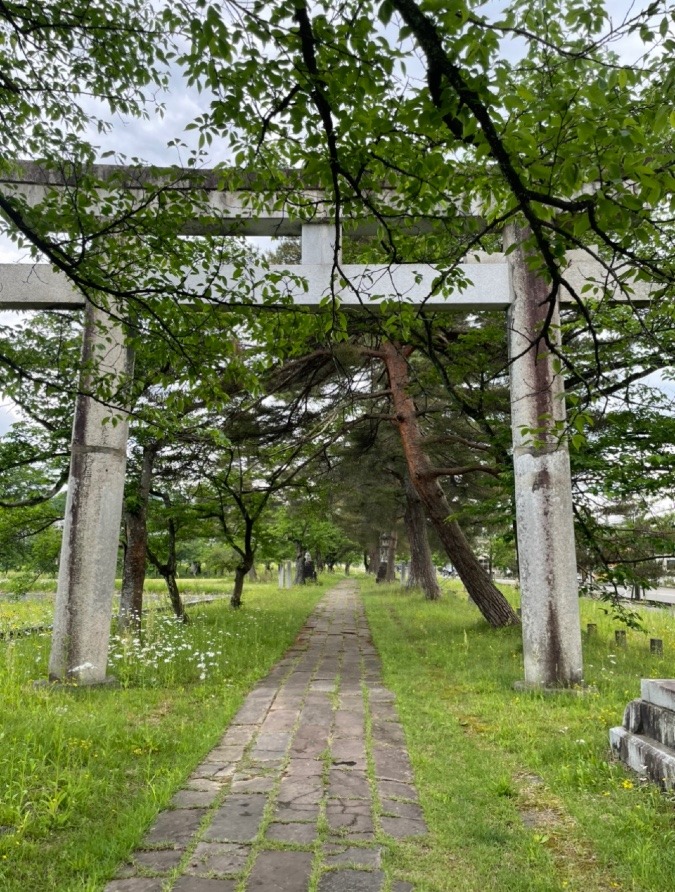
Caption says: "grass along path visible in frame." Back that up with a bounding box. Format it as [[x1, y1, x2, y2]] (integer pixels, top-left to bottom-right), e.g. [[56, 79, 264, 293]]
[[0, 576, 268, 635], [0, 580, 328, 891], [361, 579, 675, 892]]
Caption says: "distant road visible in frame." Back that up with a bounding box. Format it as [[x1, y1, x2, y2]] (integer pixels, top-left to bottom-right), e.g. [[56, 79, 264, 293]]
[[494, 578, 675, 607], [625, 586, 675, 606]]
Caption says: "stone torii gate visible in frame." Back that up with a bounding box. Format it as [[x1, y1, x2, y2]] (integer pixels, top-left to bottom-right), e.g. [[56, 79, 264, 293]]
[[0, 164, 651, 689]]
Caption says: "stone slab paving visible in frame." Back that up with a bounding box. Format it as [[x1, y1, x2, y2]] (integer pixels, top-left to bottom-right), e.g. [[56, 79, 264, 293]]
[[104, 581, 425, 892]]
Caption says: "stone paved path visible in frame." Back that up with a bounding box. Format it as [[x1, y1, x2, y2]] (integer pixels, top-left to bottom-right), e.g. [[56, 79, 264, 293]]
[[105, 581, 425, 892]]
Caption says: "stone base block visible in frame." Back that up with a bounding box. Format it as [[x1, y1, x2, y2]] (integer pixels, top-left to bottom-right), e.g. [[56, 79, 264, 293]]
[[609, 727, 675, 790], [513, 681, 596, 695], [623, 698, 675, 750], [641, 679, 675, 713], [34, 676, 119, 690]]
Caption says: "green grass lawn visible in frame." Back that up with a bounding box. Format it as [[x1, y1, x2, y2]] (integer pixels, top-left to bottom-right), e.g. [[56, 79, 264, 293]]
[[0, 580, 328, 891], [3, 574, 675, 891], [361, 578, 675, 892], [0, 595, 54, 634], [0, 575, 265, 635]]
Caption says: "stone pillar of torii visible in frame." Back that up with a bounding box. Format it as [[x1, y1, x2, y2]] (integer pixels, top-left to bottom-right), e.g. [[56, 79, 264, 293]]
[[0, 165, 653, 689]]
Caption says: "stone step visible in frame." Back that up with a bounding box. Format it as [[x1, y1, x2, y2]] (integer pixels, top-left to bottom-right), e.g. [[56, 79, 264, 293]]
[[623, 699, 675, 750], [641, 679, 675, 712], [609, 727, 675, 790]]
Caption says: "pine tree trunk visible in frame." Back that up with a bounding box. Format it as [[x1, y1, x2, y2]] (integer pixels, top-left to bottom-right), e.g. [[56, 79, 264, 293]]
[[381, 342, 519, 628], [404, 475, 441, 600], [368, 543, 379, 575], [294, 549, 306, 585], [119, 510, 146, 633], [119, 443, 159, 633], [385, 532, 398, 582]]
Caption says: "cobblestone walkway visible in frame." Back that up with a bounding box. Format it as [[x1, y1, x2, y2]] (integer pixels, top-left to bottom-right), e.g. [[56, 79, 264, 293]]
[[105, 580, 425, 892]]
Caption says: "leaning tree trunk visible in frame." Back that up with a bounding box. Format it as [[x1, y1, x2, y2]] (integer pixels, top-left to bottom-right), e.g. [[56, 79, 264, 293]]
[[146, 509, 187, 623], [404, 475, 441, 600], [381, 342, 519, 628], [119, 443, 159, 634], [165, 571, 187, 622], [145, 556, 187, 624]]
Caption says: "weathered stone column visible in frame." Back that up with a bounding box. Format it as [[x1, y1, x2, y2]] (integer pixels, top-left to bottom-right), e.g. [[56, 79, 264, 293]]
[[48, 298, 132, 684], [301, 222, 341, 265], [505, 225, 583, 687]]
